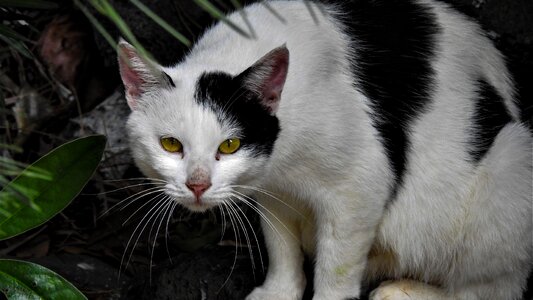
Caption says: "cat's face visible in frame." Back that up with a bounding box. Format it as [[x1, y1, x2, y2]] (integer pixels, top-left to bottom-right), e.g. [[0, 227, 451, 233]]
[[118, 40, 288, 212]]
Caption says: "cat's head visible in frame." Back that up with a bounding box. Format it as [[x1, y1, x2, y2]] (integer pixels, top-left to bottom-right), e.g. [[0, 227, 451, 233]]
[[117, 40, 289, 212]]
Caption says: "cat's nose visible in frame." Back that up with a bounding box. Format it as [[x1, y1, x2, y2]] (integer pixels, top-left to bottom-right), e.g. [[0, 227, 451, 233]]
[[186, 182, 211, 199]]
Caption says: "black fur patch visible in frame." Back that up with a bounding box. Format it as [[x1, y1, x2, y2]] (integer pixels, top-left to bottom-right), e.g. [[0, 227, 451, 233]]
[[469, 79, 511, 162], [332, 0, 440, 198], [194, 71, 280, 157]]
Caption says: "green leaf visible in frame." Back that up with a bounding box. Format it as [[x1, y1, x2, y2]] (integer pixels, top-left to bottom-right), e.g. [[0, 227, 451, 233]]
[[0, 135, 106, 240], [0, 0, 58, 9], [0, 259, 86, 300]]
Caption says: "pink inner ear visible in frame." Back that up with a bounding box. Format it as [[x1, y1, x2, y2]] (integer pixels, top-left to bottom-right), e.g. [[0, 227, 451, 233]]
[[118, 46, 144, 107], [259, 49, 289, 113]]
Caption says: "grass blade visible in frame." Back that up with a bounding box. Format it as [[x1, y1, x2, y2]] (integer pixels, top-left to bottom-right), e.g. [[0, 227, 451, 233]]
[[0, 24, 33, 43], [74, 0, 118, 50], [193, 0, 251, 38], [89, 0, 152, 60], [130, 0, 191, 47], [0, 34, 32, 59]]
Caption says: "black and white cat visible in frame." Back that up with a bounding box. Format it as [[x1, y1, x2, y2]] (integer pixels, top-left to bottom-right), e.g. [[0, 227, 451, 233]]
[[117, 0, 532, 299]]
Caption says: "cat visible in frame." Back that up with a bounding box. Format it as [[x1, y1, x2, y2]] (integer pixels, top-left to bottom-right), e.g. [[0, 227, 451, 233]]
[[117, 0, 532, 299]]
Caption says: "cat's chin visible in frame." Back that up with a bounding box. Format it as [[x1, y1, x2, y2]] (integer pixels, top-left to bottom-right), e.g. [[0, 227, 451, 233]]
[[181, 200, 218, 213]]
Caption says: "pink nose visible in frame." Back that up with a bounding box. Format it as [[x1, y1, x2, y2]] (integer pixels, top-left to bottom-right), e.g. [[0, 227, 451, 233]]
[[186, 182, 211, 199]]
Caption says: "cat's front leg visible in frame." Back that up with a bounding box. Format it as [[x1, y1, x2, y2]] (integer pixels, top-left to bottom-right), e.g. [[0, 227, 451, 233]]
[[312, 194, 382, 300], [245, 195, 306, 300]]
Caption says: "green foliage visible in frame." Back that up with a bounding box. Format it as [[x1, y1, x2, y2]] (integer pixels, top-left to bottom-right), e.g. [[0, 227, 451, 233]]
[[0, 259, 86, 300], [0, 136, 105, 299], [0, 135, 106, 240], [75, 0, 254, 64]]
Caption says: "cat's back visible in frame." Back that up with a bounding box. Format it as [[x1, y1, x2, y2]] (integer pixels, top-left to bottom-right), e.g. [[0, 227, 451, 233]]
[[182, 0, 522, 130]]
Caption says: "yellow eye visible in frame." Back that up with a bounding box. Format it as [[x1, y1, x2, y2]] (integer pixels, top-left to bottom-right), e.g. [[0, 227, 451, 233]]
[[218, 138, 241, 154], [160, 137, 182, 153]]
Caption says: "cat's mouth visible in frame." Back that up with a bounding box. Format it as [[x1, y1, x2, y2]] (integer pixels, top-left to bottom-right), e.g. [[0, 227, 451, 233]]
[[164, 186, 221, 212]]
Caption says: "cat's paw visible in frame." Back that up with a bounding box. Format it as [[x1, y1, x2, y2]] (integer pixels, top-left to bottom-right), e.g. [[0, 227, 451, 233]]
[[369, 280, 446, 300], [245, 286, 301, 300], [369, 280, 411, 300]]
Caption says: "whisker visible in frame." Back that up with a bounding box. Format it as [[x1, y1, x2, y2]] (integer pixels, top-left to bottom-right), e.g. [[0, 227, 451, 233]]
[[99, 186, 166, 218], [224, 202, 242, 250], [231, 189, 298, 225], [230, 192, 279, 236], [125, 197, 170, 276], [121, 189, 167, 225], [226, 199, 256, 272], [216, 203, 240, 294], [228, 198, 265, 273], [164, 200, 179, 263], [101, 177, 168, 183], [218, 205, 227, 242], [149, 198, 174, 284], [120, 195, 170, 277], [230, 191, 295, 246], [83, 181, 167, 196], [148, 197, 170, 243], [229, 184, 305, 218]]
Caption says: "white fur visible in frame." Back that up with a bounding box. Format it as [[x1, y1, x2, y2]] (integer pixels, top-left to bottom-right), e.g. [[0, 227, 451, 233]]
[[122, 1, 532, 299]]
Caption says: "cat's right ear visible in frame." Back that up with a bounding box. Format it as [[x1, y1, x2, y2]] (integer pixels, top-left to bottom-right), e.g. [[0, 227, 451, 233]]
[[239, 44, 289, 114], [117, 39, 173, 110]]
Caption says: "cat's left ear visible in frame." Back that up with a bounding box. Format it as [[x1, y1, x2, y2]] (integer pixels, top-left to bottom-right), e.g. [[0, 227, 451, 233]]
[[239, 44, 289, 114], [117, 39, 174, 110]]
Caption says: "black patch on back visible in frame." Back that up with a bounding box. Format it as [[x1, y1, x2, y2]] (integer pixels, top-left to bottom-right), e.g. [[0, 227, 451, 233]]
[[469, 79, 511, 162], [194, 72, 280, 157], [330, 0, 440, 197]]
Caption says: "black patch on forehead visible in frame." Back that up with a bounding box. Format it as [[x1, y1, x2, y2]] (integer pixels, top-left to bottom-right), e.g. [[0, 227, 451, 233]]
[[194, 71, 280, 156]]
